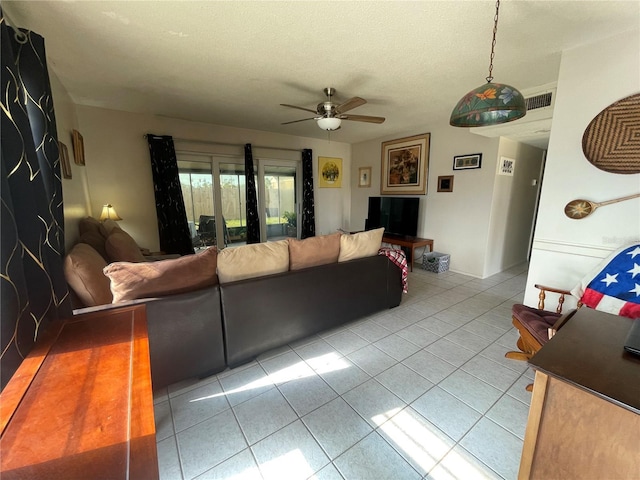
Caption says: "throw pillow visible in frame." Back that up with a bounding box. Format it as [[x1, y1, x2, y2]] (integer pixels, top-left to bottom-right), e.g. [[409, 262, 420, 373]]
[[78, 230, 108, 261], [288, 233, 341, 271], [105, 229, 145, 263], [78, 216, 103, 236], [99, 219, 123, 238], [104, 247, 218, 303], [63, 243, 113, 307], [217, 240, 289, 283], [338, 227, 385, 262]]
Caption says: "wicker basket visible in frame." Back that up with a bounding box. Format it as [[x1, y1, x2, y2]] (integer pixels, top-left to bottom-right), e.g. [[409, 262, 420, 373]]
[[422, 252, 450, 273]]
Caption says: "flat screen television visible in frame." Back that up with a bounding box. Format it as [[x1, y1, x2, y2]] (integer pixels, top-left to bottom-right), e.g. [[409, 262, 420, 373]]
[[366, 196, 419, 237]]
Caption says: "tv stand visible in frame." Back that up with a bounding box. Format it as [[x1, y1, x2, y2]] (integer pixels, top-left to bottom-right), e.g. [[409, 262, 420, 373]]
[[382, 235, 434, 272]]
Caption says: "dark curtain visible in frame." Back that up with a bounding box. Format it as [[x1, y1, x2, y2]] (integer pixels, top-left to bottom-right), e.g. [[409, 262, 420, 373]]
[[146, 134, 194, 256], [1, 17, 71, 389], [244, 144, 260, 244], [301, 148, 316, 239]]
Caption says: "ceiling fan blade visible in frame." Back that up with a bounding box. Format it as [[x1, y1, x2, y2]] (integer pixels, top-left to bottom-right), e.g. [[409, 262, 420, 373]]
[[336, 97, 366, 114], [340, 114, 385, 124], [281, 117, 316, 125], [280, 104, 318, 114]]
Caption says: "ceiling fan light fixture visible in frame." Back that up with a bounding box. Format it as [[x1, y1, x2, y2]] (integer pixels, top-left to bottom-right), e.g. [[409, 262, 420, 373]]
[[450, 0, 526, 127], [317, 117, 342, 131]]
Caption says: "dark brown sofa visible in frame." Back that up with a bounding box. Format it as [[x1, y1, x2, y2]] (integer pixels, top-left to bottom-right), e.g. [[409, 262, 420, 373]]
[[221, 255, 403, 367]]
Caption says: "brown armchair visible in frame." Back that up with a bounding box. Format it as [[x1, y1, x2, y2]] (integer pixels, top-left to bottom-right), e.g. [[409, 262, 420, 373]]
[[505, 284, 581, 389]]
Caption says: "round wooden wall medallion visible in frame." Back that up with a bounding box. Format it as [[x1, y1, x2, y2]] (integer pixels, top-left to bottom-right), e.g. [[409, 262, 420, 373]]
[[582, 92, 640, 174]]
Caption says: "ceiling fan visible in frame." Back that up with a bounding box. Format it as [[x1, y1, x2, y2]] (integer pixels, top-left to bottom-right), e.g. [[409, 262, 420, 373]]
[[280, 87, 385, 131]]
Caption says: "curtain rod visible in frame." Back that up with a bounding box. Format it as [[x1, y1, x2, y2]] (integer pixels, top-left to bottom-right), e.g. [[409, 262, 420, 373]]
[[143, 134, 303, 153]]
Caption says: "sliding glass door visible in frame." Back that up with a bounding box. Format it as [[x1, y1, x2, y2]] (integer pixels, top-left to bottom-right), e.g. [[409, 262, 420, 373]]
[[178, 153, 300, 249]]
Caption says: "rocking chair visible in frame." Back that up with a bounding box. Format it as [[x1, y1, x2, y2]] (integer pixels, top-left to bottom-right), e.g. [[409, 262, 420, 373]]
[[505, 284, 581, 389]]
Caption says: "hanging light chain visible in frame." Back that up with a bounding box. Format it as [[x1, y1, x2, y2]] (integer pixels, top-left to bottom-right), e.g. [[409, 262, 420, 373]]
[[486, 0, 500, 83]]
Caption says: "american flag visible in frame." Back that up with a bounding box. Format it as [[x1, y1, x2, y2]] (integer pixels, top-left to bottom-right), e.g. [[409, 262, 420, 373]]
[[572, 244, 640, 319]]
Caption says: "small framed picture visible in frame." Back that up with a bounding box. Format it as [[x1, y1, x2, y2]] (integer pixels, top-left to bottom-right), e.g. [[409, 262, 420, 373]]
[[437, 175, 454, 192], [72, 129, 85, 166], [60, 142, 72, 179], [358, 167, 372, 188], [498, 156, 516, 176], [453, 153, 482, 170]]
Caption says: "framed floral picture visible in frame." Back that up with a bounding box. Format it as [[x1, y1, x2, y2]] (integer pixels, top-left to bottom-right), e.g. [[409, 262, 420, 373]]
[[318, 157, 342, 188], [381, 133, 430, 195]]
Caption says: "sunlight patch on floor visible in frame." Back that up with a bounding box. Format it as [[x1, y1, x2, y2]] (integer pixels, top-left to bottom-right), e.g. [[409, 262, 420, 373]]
[[374, 407, 455, 474]]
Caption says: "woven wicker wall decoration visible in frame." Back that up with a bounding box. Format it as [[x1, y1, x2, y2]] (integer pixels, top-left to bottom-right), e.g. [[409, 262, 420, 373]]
[[582, 92, 640, 174]]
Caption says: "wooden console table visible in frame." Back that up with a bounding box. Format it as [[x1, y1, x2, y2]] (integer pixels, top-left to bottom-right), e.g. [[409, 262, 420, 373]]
[[0, 305, 158, 480], [382, 234, 434, 271], [519, 308, 640, 479]]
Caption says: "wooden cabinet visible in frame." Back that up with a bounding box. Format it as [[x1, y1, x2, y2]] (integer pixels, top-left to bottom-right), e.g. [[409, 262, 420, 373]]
[[0, 305, 158, 480], [519, 308, 640, 480]]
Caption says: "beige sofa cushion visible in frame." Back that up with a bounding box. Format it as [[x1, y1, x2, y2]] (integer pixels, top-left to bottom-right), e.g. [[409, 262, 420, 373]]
[[78, 216, 103, 236], [104, 247, 218, 303], [105, 229, 145, 263], [338, 228, 385, 262], [78, 230, 108, 261], [217, 240, 289, 283], [288, 233, 341, 271], [64, 243, 113, 307], [99, 218, 123, 237]]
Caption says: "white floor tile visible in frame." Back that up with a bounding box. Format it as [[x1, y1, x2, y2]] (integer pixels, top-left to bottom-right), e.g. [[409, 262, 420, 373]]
[[194, 448, 262, 480], [233, 388, 298, 445], [411, 387, 481, 442], [333, 431, 422, 480], [302, 397, 372, 459], [342, 378, 406, 428], [459, 417, 523, 480], [252, 420, 329, 480], [375, 363, 434, 404], [176, 410, 247, 479], [157, 266, 534, 480]]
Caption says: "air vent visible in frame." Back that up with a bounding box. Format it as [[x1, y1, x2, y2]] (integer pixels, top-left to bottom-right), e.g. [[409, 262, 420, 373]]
[[525, 92, 553, 111]]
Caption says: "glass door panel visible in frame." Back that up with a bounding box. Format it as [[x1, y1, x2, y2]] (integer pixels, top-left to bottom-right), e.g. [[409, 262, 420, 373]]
[[260, 163, 298, 241], [220, 162, 250, 246], [178, 158, 216, 250]]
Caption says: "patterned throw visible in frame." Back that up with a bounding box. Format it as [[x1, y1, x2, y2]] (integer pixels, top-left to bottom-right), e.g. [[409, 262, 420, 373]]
[[378, 247, 408, 293], [571, 243, 640, 319]]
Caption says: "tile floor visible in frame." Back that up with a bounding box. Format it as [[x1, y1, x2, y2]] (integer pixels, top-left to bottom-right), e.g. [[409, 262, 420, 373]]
[[153, 262, 533, 480]]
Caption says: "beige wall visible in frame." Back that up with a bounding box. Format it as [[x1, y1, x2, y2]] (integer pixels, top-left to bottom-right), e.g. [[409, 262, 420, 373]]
[[524, 29, 640, 308], [484, 138, 545, 277], [72, 106, 351, 252], [49, 71, 91, 252], [351, 127, 501, 278]]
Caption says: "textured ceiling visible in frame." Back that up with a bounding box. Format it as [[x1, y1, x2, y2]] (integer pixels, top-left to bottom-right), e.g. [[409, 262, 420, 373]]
[[3, 1, 639, 145]]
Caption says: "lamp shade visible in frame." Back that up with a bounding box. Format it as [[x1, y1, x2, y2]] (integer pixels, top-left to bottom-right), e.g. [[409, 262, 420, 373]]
[[99, 204, 122, 221], [450, 82, 526, 127], [316, 117, 341, 131]]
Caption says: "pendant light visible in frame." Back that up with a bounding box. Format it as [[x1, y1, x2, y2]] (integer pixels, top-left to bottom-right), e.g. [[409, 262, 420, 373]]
[[450, 0, 526, 127]]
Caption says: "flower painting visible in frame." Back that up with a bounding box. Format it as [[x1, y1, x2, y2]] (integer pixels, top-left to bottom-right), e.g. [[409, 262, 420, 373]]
[[318, 157, 342, 188], [381, 133, 430, 195]]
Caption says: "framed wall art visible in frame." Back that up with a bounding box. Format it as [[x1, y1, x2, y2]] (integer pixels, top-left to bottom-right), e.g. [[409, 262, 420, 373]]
[[60, 142, 72, 179], [381, 133, 430, 195], [498, 156, 516, 176], [437, 175, 454, 192], [358, 167, 372, 188], [453, 153, 482, 170], [318, 156, 342, 188], [72, 129, 85, 166]]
